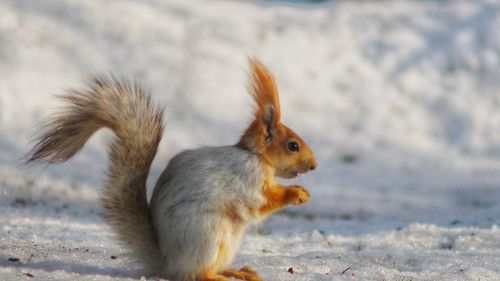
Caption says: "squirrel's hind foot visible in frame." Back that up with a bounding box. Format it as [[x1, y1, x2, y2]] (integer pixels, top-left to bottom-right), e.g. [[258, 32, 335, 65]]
[[220, 267, 261, 281]]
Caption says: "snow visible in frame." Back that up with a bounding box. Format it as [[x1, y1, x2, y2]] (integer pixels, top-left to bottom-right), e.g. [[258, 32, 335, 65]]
[[1, 0, 499, 280]]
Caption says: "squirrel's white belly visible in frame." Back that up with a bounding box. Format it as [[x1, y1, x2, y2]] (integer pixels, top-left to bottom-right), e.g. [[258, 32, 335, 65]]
[[150, 146, 265, 280]]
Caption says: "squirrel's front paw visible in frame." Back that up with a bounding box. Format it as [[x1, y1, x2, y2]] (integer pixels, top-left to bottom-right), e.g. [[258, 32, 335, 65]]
[[285, 185, 310, 205]]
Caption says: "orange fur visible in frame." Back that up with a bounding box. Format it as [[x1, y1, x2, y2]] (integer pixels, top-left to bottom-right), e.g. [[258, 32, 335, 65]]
[[248, 58, 281, 122], [258, 180, 310, 216], [198, 277, 228, 281], [259, 124, 315, 178], [221, 267, 261, 281]]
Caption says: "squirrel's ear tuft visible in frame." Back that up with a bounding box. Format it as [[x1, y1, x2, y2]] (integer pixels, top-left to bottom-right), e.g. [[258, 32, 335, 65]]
[[248, 58, 281, 141]]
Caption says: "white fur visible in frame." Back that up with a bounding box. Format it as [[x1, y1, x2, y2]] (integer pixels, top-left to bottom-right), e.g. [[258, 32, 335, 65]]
[[150, 146, 265, 280]]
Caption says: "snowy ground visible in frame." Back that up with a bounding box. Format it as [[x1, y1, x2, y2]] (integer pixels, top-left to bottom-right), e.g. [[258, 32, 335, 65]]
[[1, 0, 500, 280]]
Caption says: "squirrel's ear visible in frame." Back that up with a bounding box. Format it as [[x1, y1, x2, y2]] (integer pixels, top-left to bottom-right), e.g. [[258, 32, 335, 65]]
[[262, 104, 277, 141], [248, 58, 281, 141]]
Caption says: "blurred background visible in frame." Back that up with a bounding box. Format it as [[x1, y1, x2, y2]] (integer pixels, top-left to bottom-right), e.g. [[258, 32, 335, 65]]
[[1, 0, 499, 280]]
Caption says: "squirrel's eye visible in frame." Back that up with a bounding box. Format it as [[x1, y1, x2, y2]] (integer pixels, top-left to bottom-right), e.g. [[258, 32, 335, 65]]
[[287, 141, 300, 152]]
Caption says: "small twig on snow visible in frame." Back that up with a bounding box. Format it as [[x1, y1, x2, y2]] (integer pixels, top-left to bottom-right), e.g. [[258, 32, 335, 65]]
[[340, 267, 351, 275]]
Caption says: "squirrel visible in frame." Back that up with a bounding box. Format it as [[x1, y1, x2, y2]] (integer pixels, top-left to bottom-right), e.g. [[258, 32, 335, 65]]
[[25, 58, 317, 281]]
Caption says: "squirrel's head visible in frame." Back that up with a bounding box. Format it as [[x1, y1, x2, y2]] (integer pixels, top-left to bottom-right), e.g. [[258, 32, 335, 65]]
[[236, 58, 317, 179]]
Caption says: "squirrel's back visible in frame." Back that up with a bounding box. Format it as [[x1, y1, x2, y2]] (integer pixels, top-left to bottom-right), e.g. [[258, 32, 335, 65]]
[[152, 146, 265, 209]]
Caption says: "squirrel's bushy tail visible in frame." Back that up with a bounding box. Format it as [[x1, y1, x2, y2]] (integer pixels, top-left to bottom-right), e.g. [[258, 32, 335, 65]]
[[25, 76, 165, 273]]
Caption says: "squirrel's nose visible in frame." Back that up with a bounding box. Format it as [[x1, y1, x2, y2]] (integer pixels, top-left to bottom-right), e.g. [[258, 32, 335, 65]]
[[309, 160, 317, 171]]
